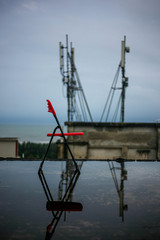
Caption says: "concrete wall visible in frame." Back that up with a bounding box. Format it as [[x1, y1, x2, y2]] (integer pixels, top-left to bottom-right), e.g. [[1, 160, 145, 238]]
[[57, 122, 160, 160], [0, 138, 18, 158]]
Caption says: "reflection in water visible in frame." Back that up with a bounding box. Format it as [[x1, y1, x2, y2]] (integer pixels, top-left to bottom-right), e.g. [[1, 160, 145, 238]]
[[38, 161, 83, 239], [108, 160, 128, 222], [0, 161, 160, 239], [39, 158, 128, 239]]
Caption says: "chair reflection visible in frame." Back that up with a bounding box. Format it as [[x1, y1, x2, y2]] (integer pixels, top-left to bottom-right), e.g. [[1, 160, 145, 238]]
[[108, 159, 128, 222], [39, 160, 83, 240]]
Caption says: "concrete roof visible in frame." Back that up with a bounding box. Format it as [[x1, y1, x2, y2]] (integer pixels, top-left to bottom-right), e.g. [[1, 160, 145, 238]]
[[0, 138, 18, 142]]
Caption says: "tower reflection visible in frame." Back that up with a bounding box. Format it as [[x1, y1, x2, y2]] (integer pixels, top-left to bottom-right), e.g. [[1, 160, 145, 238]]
[[108, 159, 128, 221]]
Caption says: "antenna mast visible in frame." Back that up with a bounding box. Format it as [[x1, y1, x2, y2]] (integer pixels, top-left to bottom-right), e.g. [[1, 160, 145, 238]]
[[59, 35, 93, 122], [120, 36, 130, 122], [100, 36, 130, 122]]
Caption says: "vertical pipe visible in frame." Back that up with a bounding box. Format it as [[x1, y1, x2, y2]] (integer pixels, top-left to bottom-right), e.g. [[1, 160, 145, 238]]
[[66, 34, 70, 122]]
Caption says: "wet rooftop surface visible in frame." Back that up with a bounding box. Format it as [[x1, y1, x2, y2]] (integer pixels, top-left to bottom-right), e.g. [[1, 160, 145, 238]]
[[0, 160, 160, 240]]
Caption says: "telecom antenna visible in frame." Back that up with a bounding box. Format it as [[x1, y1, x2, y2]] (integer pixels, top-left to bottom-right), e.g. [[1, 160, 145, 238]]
[[59, 35, 93, 122], [100, 36, 130, 122]]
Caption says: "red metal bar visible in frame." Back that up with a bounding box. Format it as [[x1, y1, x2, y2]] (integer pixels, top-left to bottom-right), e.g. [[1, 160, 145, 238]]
[[47, 132, 84, 137]]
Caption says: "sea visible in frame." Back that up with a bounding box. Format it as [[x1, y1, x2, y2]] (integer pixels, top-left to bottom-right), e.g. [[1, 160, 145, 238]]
[[0, 124, 67, 143]]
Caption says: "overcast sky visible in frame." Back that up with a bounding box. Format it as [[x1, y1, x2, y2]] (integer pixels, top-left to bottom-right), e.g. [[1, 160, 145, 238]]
[[0, 0, 160, 124]]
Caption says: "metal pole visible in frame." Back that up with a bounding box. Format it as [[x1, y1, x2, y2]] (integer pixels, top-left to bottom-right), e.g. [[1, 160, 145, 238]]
[[121, 36, 130, 122], [71, 43, 75, 122], [121, 79, 125, 122], [121, 36, 126, 122], [66, 35, 71, 122]]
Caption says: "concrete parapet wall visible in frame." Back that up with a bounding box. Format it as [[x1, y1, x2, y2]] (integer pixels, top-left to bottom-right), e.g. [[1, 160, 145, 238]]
[[57, 122, 160, 160]]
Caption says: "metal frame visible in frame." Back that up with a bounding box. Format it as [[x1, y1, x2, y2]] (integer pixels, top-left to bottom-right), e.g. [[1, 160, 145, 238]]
[[38, 100, 83, 239]]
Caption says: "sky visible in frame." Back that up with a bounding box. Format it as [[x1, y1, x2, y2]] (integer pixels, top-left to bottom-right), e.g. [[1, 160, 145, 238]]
[[0, 0, 160, 124]]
